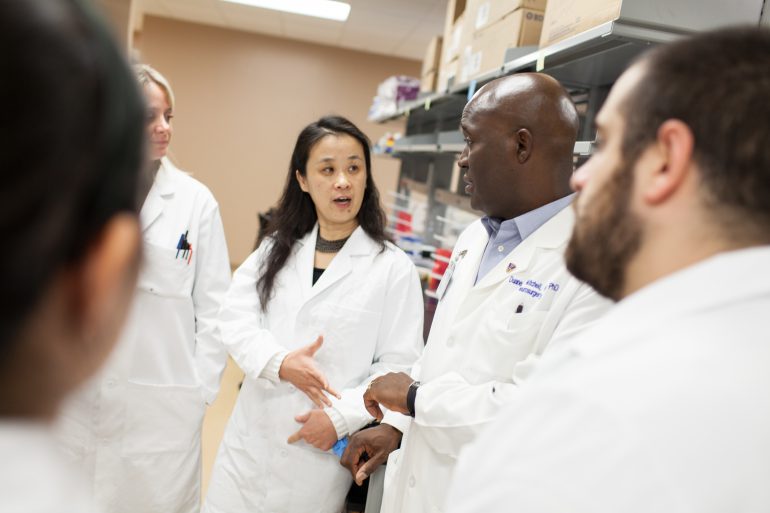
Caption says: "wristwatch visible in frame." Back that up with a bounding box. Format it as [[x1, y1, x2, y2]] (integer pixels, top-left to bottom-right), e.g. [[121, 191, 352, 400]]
[[406, 381, 420, 418]]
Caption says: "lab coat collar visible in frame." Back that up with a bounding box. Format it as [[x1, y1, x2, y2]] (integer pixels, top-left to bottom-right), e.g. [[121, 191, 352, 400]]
[[295, 224, 377, 303], [140, 158, 176, 232], [474, 205, 574, 290]]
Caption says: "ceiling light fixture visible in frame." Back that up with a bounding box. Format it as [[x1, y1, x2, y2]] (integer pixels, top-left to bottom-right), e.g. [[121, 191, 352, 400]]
[[221, 0, 351, 22]]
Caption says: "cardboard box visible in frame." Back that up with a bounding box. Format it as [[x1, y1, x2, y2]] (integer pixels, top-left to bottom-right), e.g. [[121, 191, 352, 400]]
[[437, 58, 460, 93], [443, 12, 471, 64], [442, 0, 467, 42], [461, 8, 544, 82], [539, 0, 622, 48], [421, 36, 443, 76], [466, 0, 547, 32], [421, 70, 438, 92], [441, 0, 466, 62]]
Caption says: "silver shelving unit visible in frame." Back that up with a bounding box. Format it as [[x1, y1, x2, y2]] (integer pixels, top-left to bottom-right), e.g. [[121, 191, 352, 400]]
[[379, 0, 766, 251], [393, 135, 594, 156]]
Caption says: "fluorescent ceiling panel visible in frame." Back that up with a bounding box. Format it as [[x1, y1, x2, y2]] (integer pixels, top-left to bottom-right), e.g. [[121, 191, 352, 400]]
[[221, 0, 351, 21]]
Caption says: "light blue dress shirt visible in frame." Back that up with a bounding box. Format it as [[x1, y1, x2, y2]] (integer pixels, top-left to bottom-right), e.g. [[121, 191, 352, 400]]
[[474, 194, 575, 284]]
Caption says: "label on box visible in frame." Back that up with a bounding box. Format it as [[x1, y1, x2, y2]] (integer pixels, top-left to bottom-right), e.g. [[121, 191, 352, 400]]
[[445, 22, 464, 64], [475, 1, 490, 30], [467, 50, 482, 78]]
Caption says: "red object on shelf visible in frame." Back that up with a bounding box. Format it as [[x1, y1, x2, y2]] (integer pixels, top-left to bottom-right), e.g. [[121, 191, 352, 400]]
[[395, 211, 412, 233], [428, 248, 453, 290]]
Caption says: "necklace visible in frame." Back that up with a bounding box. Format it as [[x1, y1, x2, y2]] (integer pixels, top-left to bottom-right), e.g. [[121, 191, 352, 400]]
[[316, 230, 350, 253]]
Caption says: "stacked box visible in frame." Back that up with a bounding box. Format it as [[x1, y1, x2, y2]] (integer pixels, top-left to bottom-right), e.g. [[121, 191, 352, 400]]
[[437, 0, 471, 92], [420, 36, 443, 92], [460, 0, 546, 82], [539, 0, 622, 48], [467, 0, 547, 32]]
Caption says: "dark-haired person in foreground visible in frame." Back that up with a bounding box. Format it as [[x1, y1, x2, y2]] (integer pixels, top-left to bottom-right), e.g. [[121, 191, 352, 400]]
[[448, 26, 770, 513], [0, 0, 145, 511], [202, 116, 424, 513]]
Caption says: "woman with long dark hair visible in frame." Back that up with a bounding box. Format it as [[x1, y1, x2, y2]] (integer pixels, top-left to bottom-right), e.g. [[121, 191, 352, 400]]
[[204, 116, 424, 513]]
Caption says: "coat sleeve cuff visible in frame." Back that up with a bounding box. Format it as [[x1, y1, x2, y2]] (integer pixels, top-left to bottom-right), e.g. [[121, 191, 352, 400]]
[[260, 350, 290, 384], [382, 410, 412, 434], [324, 406, 349, 439]]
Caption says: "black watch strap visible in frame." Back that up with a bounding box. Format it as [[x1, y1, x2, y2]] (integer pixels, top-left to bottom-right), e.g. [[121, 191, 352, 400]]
[[406, 381, 420, 418]]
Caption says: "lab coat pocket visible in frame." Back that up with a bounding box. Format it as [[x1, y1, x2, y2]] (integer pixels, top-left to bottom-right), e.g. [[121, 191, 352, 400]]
[[478, 309, 548, 381], [138, 241, 195, 298], [121, 381, 206, 455]]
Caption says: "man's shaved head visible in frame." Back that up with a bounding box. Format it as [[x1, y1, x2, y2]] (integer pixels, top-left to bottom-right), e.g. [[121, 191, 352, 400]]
[[459, 73, 579, 218]]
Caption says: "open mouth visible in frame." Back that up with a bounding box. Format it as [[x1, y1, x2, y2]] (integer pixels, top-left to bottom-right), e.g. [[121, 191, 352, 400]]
[[333, 196, 352, 207]]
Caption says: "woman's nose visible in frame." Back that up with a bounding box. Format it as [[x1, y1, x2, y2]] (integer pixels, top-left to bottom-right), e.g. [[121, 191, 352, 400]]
[[335, 172, 350, 188], [152, 116, 169, 133]]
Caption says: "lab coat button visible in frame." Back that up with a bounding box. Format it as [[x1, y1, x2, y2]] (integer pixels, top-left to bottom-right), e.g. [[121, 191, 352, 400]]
[[288, 384, 296, 392], [281, 449, 288, 458], [408, 475, 416, 488], [106, 379, 117, 389]]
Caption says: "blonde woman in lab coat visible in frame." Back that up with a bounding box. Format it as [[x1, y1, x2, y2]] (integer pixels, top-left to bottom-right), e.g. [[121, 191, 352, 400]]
[[203, 116, 424, 513], [55, 65, 232, 513]]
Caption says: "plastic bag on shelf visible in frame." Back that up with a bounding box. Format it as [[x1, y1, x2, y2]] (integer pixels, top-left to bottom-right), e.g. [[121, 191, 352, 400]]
[[367, 76, 420, 120]]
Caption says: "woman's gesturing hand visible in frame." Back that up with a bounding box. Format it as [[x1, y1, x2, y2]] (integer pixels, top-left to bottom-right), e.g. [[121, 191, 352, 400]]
[[279, 335, 341, 407], [287, 409, 338, 451]]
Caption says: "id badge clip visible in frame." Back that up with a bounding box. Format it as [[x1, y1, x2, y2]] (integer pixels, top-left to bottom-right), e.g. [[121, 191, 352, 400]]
[[436, 249, 467, 300]]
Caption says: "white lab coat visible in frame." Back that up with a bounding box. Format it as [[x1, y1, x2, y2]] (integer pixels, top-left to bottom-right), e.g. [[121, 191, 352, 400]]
[[203, 225, 424, 513], [55, 158, 231, 513], [380, 206, 611, 513], [1, 422, 98, 513], [447, 246, 770, 513]]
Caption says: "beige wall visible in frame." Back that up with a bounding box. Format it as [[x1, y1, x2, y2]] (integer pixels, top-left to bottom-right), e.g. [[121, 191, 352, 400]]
[[137, 16, 418, 265], [93, 0, 133, 48]]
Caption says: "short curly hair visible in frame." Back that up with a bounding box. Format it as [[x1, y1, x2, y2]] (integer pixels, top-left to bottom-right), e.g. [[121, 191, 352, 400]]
[[619, 26, 770, 237]]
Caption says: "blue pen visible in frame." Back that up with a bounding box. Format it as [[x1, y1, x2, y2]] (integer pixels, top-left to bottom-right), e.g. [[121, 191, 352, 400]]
[[332, 436, 349, 457], [175, 234, 184, 257], [176, 230, 189, 259]]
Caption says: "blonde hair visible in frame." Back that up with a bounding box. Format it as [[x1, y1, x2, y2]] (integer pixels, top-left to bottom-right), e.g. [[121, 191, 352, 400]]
[[136, 64, 175, 109]]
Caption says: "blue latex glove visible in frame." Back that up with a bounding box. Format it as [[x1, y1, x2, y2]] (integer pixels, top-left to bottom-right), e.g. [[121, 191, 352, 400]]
[[332, 436, 349, 457]]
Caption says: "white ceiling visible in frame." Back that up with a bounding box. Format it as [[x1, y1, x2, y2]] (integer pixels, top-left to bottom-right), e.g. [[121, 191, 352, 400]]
[[138, 0, 448, 61]]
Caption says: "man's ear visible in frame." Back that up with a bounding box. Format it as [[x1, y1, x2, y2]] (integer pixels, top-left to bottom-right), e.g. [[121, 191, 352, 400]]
[[67, 214, 141, 370], [514, 128, 533, 164], [296, 170, 308, 192], [641, 119, 695, 205]]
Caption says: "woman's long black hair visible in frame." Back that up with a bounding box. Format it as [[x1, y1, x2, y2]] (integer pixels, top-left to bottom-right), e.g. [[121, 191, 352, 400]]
[[256, 115, 388, 311]]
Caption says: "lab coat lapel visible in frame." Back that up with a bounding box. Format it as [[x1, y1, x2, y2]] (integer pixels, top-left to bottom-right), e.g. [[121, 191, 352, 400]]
[[448, 228, 487, 295], [140, 159, 175, 233], [434, 226, 488, 325], [293, 228, 316, 305], [307, 226, 371, 301], [475, 206, 574, 290]]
